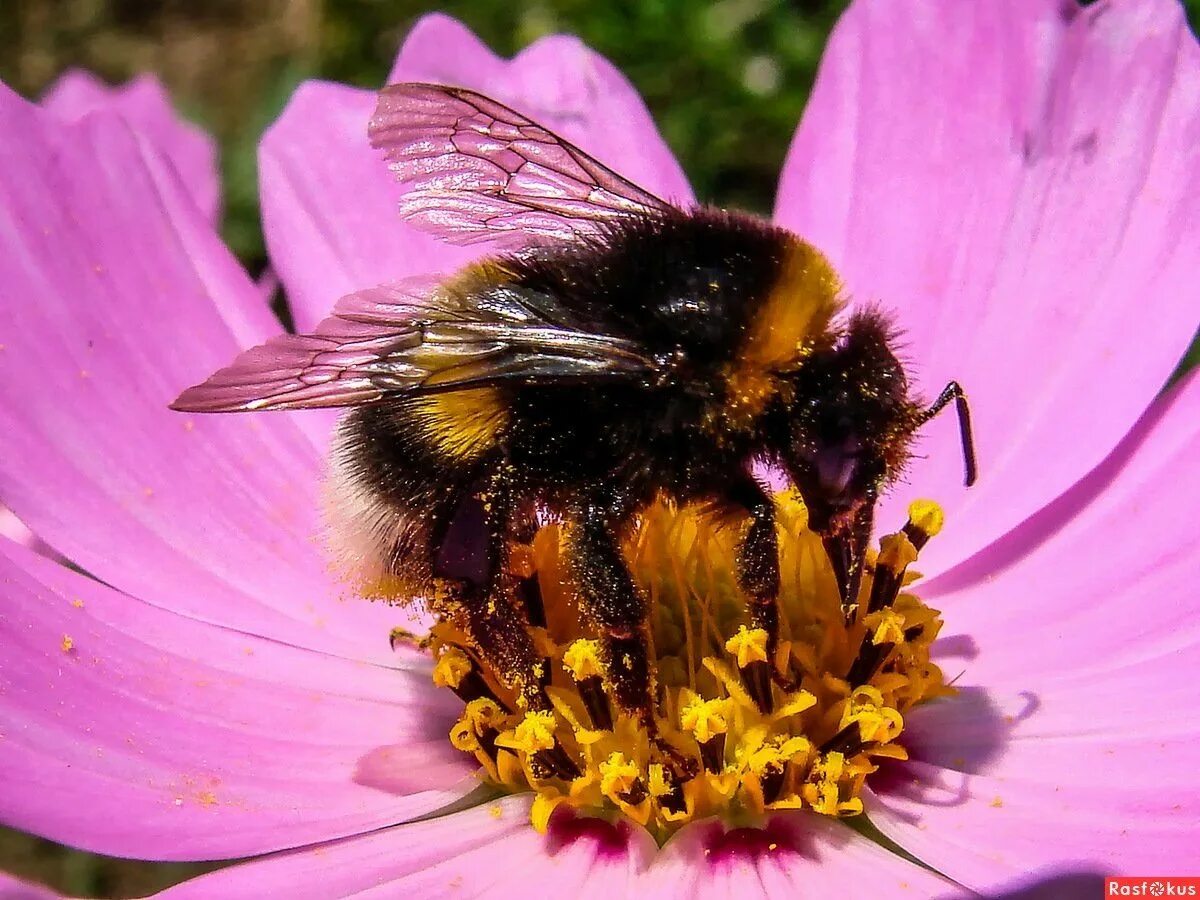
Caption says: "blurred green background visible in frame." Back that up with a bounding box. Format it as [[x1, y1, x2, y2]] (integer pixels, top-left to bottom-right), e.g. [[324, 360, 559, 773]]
[[1, 0, 1198, 896]]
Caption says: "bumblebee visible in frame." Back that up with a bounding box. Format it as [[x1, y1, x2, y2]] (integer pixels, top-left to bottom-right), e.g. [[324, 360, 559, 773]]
[[174, 83, 975, 739]]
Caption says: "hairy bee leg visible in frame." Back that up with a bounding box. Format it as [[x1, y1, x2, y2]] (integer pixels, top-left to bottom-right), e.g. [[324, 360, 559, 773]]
[[567, 492, 649, 715], [724, 474, 787, 711], [433, 470, 547, 713], [436, 468, 579, 780], [567, 492, 692, 774]]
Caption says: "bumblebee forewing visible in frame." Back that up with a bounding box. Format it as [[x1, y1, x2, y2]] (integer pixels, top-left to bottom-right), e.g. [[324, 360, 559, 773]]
[[170, 279, 442, 413], [370, 83, 675, 247], [172, 271, 664, 413]]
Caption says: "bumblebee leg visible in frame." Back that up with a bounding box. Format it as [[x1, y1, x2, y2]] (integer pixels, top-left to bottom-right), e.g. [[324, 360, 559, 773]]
[[722, 473, 787, 712], [568, 490, 694, 777], [567, 491, 648, 715], [567, 493, 682, 749], [432, 467, 548, 713], [434, 467, 579, 780]]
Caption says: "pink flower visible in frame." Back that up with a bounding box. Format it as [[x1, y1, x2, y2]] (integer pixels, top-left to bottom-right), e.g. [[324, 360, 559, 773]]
[[2, 2, 1199, 897]]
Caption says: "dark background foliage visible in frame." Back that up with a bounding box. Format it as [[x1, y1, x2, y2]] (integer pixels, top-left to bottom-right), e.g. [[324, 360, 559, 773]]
[[0, 0, 1198, 895]]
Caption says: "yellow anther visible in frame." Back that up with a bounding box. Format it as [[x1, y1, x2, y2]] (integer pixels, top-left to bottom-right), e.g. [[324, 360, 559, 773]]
[[907, 499, 944, 538], [508, 710, 558, 754], [599, 752, 641, 799], [725, 626, 770, 668], [463, 698, 504, 730], [840, 687, 904, 743], [449, 698, 505, 753], [448, 720, 480, 753], [748, 735, 812, 775], [866, 607, 907, 646], [803, 751, 863, 816], [851, 685, 884, 705], [432, 646, 473, 689], [876, 532, 918, 574], [562, 639, 604, 681], [803, 784, 839, 815], [680, 695, 731, 743]]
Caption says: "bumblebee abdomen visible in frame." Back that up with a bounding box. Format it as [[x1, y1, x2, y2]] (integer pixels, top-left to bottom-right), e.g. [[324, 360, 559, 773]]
[[325, 401, 496, 601], [407, 387, 509, 462]]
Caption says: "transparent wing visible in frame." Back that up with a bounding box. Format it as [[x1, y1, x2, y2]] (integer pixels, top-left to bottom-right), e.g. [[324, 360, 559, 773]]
[[172, 275, 661, 413], [369, 83, 674, 247]]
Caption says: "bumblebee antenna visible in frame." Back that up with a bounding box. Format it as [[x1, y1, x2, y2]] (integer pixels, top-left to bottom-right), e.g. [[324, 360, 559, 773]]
[[918, 381, 977, 487]]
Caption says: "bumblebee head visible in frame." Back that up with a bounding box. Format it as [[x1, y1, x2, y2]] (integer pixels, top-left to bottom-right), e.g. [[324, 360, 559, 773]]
[[777, 310, 919, 533]]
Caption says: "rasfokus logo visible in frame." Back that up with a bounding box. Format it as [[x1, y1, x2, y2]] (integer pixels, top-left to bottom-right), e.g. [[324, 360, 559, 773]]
[[1106, 879, 1200, 897]]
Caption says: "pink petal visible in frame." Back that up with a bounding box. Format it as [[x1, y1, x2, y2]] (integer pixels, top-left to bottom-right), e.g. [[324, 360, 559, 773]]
[[776, 0, 1200, 578], [644, 812, 957, 898], [0, 873, 61, 900], [0, 83, 400, 659], [159, 796, 659, 898], [41, 70, 219, 224], [0, 506, 60, 564], [865, 374, 1200, 891], [0, 507, 35, 548], [259, 81, 471, 336], [260, 13, 692, 332], [0, 536, 472, 860]]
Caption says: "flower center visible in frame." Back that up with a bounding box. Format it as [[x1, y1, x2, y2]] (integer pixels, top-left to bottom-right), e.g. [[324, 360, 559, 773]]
[[421, 492, 951, 841]]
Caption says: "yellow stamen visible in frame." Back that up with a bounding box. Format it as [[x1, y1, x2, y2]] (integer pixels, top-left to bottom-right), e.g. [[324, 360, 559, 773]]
[[599, 752, 642, 800], [499, 710, 558, 755], [876, 532, 918, 574], [839, 686, 904, 744], [432, 646, 473, 689], [906, 499, 945, 538], [449, 698, 504, 753], [679, 694, 731, 744], [562, 639, 604, 681], [802, 751, 865, 816], [725, 626, 770, 668], [421, 493, 952, 841], [747, 735, 812, 776], [865, 607, 907, 646]]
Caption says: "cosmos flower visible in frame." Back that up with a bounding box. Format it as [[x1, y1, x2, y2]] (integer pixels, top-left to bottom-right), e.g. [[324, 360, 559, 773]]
[[2, 1, 1199, 897]]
